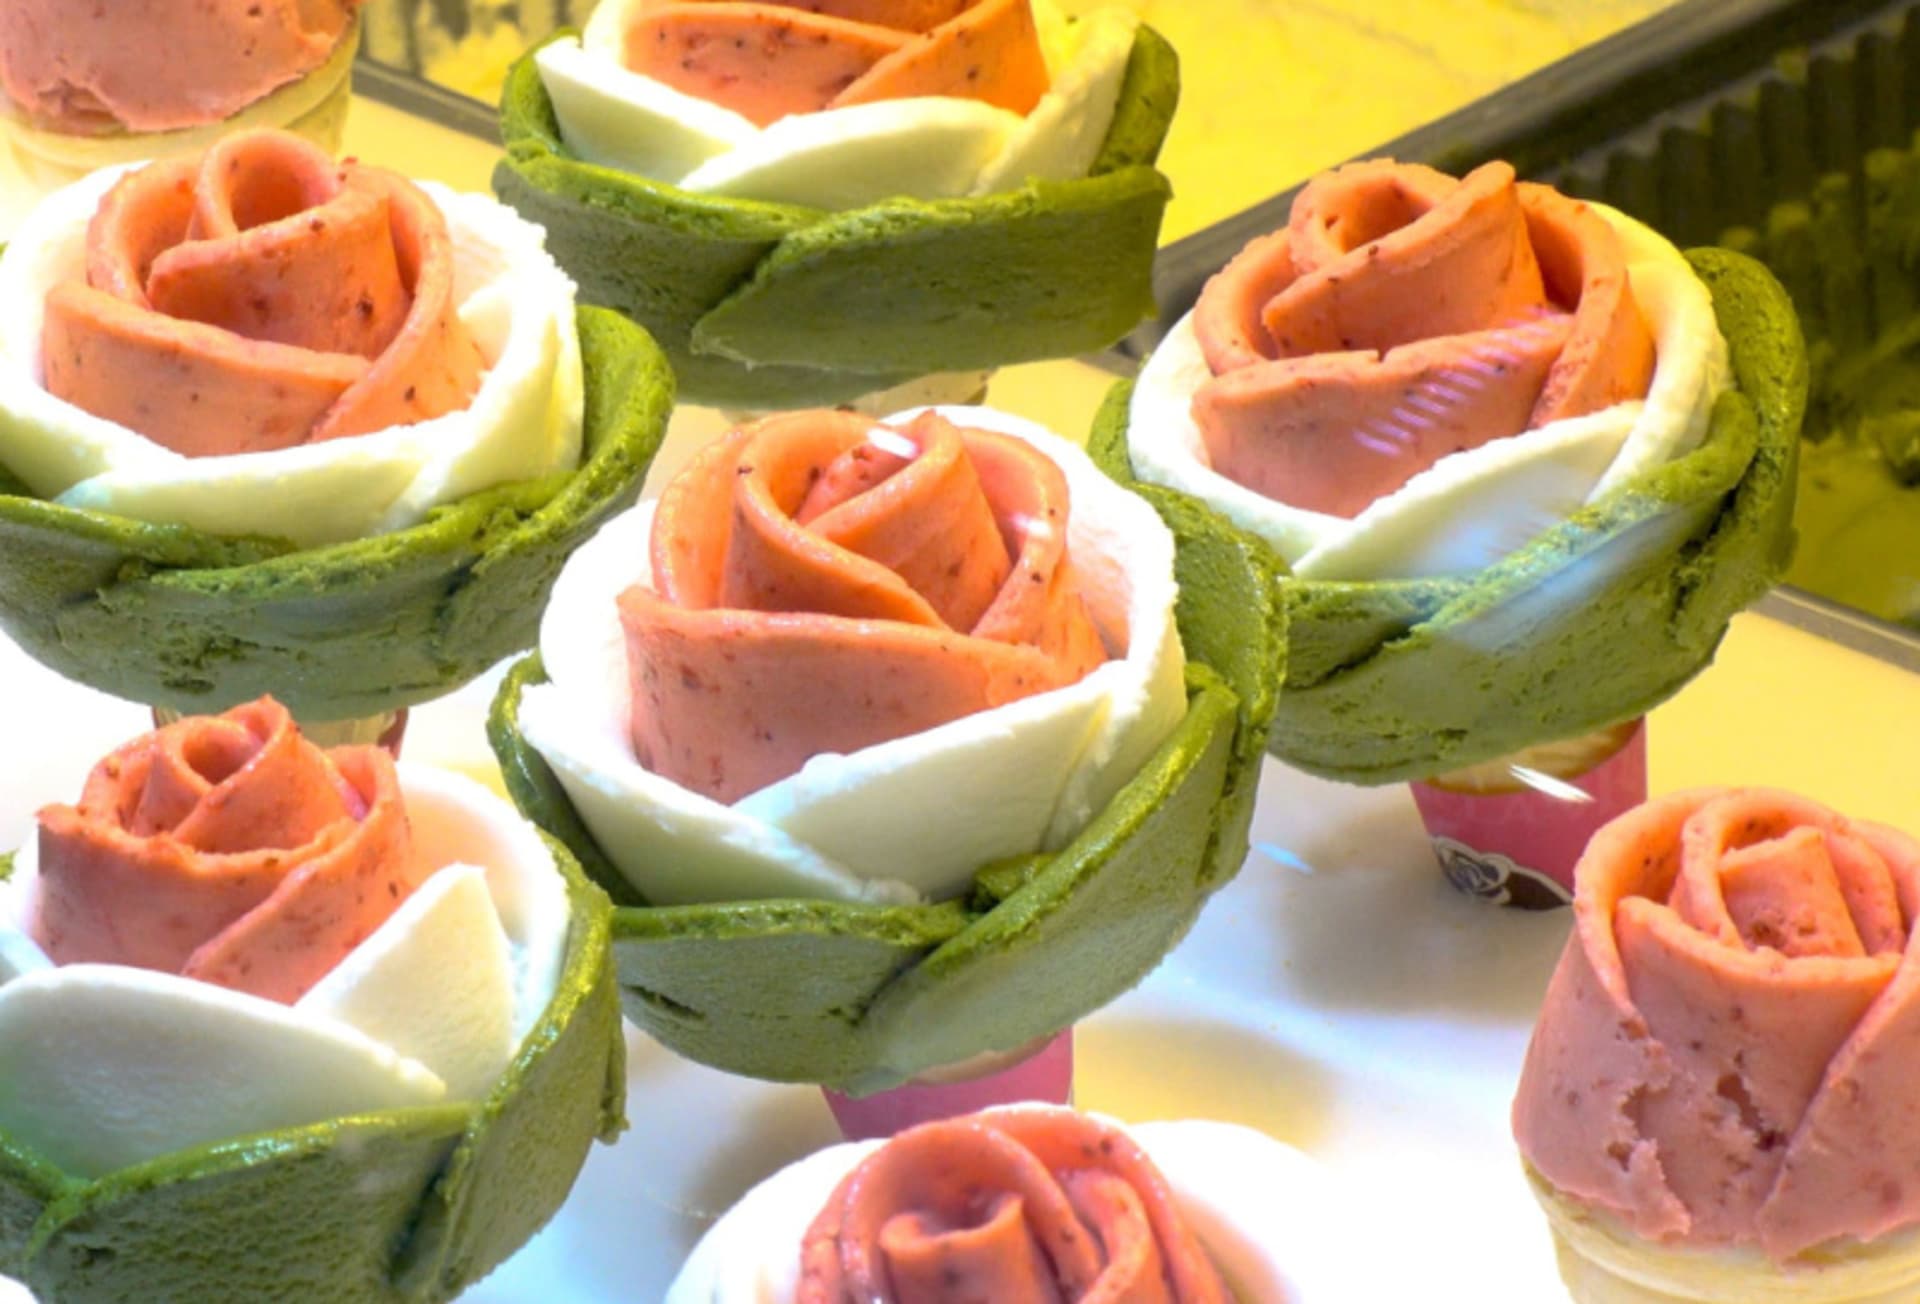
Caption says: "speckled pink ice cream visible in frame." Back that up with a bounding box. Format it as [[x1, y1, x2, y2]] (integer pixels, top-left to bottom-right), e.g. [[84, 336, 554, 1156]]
[[0, 0, 360, 134], [1513, 788, 1920, 1262]]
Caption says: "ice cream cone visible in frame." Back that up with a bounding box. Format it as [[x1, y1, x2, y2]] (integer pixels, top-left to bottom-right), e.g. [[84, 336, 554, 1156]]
[[1410, 717, 1645, 909], [821, 1029, 1073, 1142], [3, 16, 360, 197], [1530, 1168, 1920, 1304]]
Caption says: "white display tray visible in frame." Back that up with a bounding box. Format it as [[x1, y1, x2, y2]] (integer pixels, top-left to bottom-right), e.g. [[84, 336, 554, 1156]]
[[6, 583, 1919, 1301]]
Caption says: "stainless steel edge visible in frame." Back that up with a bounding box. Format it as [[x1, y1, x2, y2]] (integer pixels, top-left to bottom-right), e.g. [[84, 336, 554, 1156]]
[[1760, 587, 1920, 674]]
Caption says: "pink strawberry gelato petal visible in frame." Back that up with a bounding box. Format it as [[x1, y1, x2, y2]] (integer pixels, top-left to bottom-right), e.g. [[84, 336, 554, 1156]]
[[621, 0, 1047, 128]]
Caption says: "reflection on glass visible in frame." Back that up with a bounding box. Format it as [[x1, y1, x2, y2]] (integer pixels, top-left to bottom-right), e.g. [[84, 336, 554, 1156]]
[[361, 0, 600, 101]]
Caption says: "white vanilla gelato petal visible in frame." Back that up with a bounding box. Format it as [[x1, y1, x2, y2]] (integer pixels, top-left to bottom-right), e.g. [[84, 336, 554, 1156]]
[[1293, 404, 1641, 581], [665, 1111, 1360, 1304], [297, 864, 516, 1101], [0, 168, 582, 549], [0, 965, 448, 1179], [396, 763, 574, 1040], [1126, 207, 1730, 581], [535, 37, 758, 185], [972, 7, 1138, 194], [540, 0, 1137, 208], [520, 406, 1184, 907], [0, 763, 575, 1178], [679, 99, 1023, 211]]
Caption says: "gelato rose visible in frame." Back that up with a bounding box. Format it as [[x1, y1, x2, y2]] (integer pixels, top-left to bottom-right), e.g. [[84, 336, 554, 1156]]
[[32, 696, 424, 1004], [621, 0, 1050, 127], [0, 695, 617, 1304], [796, 1108, 1228, 1302], [0, 0, 361, 134], [42, 128, 484, 457], [1514, 788, 1920, 1263], [619, 408, 1108, 803], [1189, 157, 1654, 526]]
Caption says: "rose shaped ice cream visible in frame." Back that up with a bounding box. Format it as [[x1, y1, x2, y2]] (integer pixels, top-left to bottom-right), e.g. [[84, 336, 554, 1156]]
[[621, 409, 1107, 803], [1514, 788, 1920, 1296], [32, 696, 424, 1003], [43, 129, 482, 457], [0, 126, 585, 550], [534, 0, 1129, 210], [492, 398, 1277, 1090], [798, 1109, 1226, 1301], [1108, 162, 1803, 785], [497, 0, 1175, 408], [0, 702, 625, 1304], [669, 1106, 1354, 1303], [515, 404, 1183, 906], [0, 0, 360, 135], [0, 127, 583, 545], [0, 698, 581, 1179]]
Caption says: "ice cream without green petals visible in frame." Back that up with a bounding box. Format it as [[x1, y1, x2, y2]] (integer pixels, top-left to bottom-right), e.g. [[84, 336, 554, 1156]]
[[0, 0, 360, 135], [1515, 789, 1920, 1302]]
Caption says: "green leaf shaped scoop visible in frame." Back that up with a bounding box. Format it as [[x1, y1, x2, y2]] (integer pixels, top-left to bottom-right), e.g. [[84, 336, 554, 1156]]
[[488, 402, 1282, 1096], [1107, 159, 1806, 786], [0, 130, 675, 729], [0, 698, 625, 1303], [493, 0, 1180, 409]]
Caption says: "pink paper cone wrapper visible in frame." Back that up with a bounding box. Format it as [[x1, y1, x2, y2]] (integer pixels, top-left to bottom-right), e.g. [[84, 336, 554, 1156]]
[[1410, 719, 1648, 910], [151, 706, 410, 757], [822, 1028, 1074, 1142]]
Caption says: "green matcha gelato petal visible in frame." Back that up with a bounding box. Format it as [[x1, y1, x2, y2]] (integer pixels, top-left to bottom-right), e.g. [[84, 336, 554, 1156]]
[[0, 843, 625, 1304], [485, 466, 1282, 1090], [852, 671, 1236, 1092], [0, 308, 672, 722], [612, 899, 973, 1088], [1089, 24, 1180, 175], [493, 26, 1178, 407], [0, 1135, 67, 1276], [691, 167, 1170, 374], [26, 1109, 474, 1304]]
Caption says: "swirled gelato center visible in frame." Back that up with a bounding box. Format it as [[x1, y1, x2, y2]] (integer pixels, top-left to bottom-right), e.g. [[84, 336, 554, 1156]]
[[619, 408, 1109, 802], [31, 697, 425, 1004], [1189, 159, 1655, 517], [41, 128, 483, 457]]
